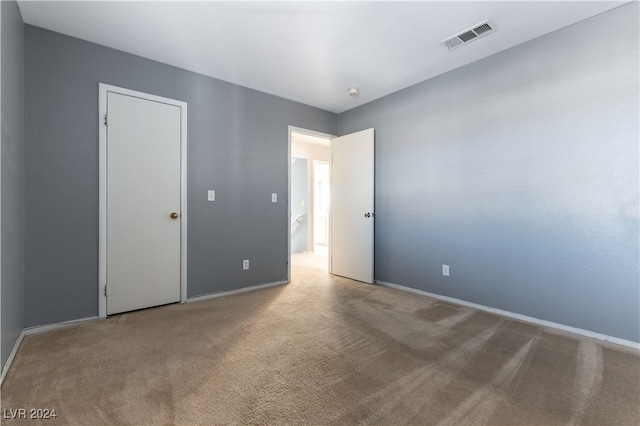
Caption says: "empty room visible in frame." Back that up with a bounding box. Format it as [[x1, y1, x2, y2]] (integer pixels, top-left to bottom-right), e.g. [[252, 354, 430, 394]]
[[1, 1, 638, 425]]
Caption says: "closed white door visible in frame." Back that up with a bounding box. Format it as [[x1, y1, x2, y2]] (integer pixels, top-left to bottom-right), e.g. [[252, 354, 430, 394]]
[[330, 128, 375, 283], [106, 92, 182, 315]]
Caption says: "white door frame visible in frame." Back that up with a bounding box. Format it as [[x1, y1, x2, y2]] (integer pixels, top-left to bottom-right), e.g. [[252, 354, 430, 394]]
[[98, 83, 188, 318], [287, 126, 335, 281]]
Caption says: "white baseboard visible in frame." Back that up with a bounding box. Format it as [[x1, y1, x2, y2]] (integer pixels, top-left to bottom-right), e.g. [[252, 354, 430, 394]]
[[187, 280, 288, 303], [22, 316, 100, 336], [1, 330, 25, 386], [376, 280, 639, 350], [1, 281, 290, 383], [1, 283, 289, 382], [1, 316, 99, 385]]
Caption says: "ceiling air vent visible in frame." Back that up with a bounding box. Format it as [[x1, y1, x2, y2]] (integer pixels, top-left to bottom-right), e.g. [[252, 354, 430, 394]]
[[441, 20, 497, 50]]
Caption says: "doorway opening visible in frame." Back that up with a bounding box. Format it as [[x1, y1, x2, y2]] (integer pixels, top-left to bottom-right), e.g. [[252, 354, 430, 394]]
[[288, 127, 334, 278]]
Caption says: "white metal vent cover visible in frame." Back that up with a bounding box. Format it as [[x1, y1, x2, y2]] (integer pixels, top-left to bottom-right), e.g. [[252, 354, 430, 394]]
[[441, 20, 497, 50]]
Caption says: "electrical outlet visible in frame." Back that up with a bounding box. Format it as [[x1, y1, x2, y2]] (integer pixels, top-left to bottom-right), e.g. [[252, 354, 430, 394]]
[[243, 259, 250, 270], [442, 264, 450, 277]]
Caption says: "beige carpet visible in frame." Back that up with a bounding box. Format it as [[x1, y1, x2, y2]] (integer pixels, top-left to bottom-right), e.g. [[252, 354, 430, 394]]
[[2, 252, 639, 425]]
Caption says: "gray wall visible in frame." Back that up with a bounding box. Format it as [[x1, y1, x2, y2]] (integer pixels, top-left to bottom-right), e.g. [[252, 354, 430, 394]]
[[1, 0, 25, 367], [291, 158, 308, 253], [24, 26, 336, 327], [338, 3, 639, 342]]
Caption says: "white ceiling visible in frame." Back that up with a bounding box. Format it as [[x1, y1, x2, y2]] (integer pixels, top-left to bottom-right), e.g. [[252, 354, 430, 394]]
[[17, 1, 628, 113]]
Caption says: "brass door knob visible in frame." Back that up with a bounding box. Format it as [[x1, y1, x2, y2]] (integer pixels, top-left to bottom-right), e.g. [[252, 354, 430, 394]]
[[170, 212, 179, 219]]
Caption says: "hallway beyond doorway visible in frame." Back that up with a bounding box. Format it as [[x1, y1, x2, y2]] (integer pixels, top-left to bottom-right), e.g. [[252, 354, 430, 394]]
[[292, 248, 328, 271]]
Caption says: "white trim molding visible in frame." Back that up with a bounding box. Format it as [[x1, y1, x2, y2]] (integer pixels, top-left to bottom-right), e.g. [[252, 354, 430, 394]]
[[1, 316, 100, 385], [187, 281, 288, 304], [3, 276, 284, 382], [1, 332, 23, 386], [98, 83, 188, 318], [376, 280, 639, 350], [22, 316, 101, 336]]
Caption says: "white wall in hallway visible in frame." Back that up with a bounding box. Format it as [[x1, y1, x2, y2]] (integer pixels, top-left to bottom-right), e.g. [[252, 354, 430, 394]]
[[292, 140, 329, 252]]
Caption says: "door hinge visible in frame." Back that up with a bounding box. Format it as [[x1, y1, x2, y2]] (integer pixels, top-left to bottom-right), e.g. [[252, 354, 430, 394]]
[[104, 284, 108, 297], [104, 114, 108, 126]]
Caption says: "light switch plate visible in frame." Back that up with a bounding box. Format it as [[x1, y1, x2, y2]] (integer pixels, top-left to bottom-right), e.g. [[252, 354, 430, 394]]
[[208, 190, 215, 201], [271, 193, 277, 203]]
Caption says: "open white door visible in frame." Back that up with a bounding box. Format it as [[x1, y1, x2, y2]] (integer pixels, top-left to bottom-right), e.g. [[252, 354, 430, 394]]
[[330, 128, 375, 283]]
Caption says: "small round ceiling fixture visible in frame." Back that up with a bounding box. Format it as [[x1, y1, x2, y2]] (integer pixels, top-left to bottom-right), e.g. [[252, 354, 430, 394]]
[[348, 87, 359, 97]]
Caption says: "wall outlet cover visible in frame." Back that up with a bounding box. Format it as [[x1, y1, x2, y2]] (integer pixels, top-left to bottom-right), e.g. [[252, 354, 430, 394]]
[[243, 259, 250, 270], [443, 264, 450, 276]]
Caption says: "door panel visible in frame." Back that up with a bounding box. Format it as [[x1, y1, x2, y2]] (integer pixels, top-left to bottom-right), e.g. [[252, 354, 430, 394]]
[[331, 128, 375, 283], [106, 92, 181, 315]]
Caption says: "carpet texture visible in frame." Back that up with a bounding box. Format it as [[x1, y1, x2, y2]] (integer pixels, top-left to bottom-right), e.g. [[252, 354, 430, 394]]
[[1, 253, 639, 425]]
